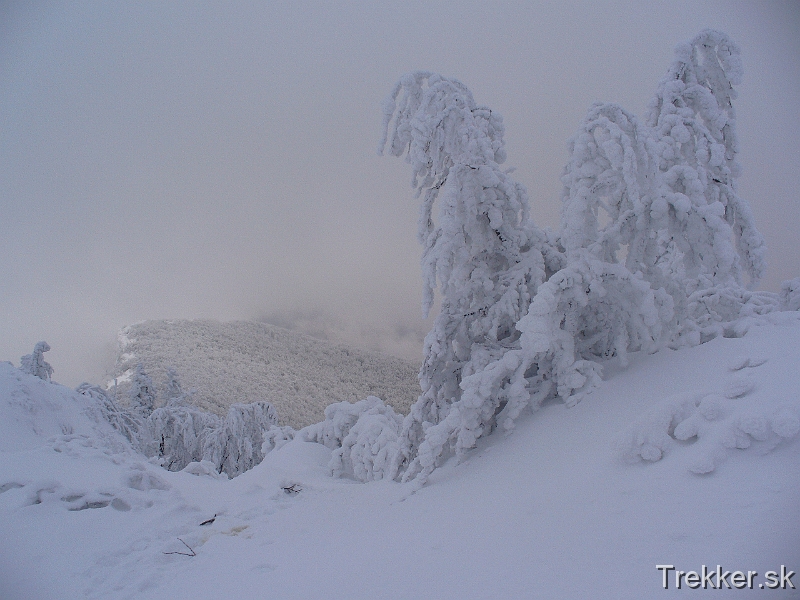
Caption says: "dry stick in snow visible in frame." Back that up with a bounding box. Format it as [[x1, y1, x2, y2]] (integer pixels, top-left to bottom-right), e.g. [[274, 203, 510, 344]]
[[163, 538, 196, 557]]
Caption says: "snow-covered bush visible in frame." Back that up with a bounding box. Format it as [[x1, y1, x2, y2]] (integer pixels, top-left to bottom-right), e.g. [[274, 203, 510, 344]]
[[684, 285, 780, 343], [780, 278, 800, 312], [143, 400, 290, 476], [304, 396, 402, 482], [619, 390, 800, 474], [76, 382, 140, 447], [204, 401, 283, 478], [129, 364, 156, 418], [76, 362, 286, 477], [20, 341, 54, 381], [147, 404, 220, 471]]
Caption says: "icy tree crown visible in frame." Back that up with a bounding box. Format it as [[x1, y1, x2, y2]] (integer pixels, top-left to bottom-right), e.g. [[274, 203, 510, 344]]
[[379, 72, 507, 192], [20, 341, 54, 381]]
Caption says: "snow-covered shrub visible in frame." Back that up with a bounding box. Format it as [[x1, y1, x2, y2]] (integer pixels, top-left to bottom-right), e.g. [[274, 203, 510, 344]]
[[204, 401, 281, 478], [76, 382, 140, 447], [618, 393, 703, 463], [129, 364, 156, 418], [780, 278, 800, 311], [304, 396, 385, 449], [181, 460, 228, 480], [145, 399, 288, 476], [304, 397, 402, 482], [147, 404, 220, 471], [684, 285, 780, 343], [20, 341, 54, 381]]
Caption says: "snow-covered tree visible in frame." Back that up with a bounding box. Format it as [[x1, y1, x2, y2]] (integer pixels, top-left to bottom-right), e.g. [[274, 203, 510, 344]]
[[129, 363, 156, 418], [162, 366, 185, 407], [20, 341, 54, 381], [646, 28, 766, 292], [552, 30, 770, 358], [204, 401, 283, 477], [144, 399, 289, 475], [556, 102, 676, 357], [147, 404, 220, 471], [379, 72, 563, 484]]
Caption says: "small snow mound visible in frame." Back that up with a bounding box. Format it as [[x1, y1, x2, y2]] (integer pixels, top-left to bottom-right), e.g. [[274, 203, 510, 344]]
[[182, 460, 228, 480], [617, 393, 701, 463], [727, 355, 768, 371], [727, 355, 751, 371], [771, 407, 800, 439], [736, 413, 770, 441], [127, 465, 170, 491], [698, 394, 725, 420], [624, 385, 800, 474], [723, 374, 755, 399]]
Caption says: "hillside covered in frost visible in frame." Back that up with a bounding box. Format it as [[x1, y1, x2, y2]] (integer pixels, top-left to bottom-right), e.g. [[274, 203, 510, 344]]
[[109, 319, 419, 429]]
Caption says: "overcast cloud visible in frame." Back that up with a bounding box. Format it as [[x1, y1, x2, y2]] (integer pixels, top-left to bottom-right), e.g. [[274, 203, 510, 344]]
[[2, 1, 798, 386]]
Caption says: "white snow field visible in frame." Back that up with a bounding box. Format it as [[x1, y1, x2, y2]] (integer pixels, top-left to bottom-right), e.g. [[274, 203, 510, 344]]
[[108, 319, 420, 429], [1, 313, 798, 599]]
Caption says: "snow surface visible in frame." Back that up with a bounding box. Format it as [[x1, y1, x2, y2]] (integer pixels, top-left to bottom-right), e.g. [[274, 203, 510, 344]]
[[108, 319, 420, 429], [1, 314, 799, 599]]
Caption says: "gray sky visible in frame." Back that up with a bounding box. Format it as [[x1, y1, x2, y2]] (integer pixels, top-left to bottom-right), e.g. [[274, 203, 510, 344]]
[[2, 1, 799, 387]]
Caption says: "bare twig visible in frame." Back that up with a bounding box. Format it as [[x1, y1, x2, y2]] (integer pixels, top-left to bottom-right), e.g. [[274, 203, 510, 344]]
[[163, 537, 196, 557]]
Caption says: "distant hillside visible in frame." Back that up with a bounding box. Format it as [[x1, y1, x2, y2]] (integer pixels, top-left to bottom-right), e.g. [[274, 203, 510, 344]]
[[108, 319, 420, 429]]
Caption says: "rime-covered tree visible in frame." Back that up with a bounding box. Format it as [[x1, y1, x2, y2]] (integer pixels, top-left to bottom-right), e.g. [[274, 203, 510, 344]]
[[555, 102, 676, 359], [162, 366, 185, 407], [646, 28, 765, 292], [379, 72, 562, 483], [204, 402, 283, 477], [20, 341, 54, 381], [147, 403, 220, 471], [129, 363, 156, 419]]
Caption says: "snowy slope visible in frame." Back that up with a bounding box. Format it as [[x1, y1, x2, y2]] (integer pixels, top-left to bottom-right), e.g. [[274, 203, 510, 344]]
[[1, 314, 799, 599], [109, 319, 420, 429]]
